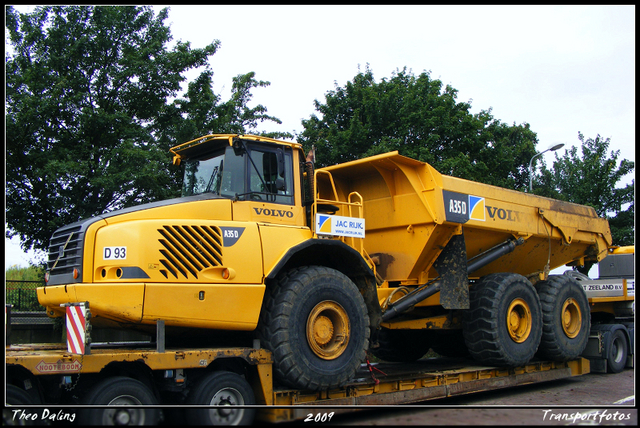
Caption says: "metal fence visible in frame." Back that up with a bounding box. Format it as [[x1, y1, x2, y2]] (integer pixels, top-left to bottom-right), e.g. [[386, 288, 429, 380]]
[[6, 280, 46, 312]]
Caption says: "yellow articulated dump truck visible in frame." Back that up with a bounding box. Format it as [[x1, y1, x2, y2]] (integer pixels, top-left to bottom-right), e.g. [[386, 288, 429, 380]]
[[37, 134, 612, 392]]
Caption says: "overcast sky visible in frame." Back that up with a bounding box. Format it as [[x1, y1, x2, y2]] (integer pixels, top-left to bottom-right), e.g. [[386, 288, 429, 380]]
[[5, 5, 635, 269]]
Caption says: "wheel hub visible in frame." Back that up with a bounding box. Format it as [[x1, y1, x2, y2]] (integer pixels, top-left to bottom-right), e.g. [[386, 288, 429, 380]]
[[208, 388, 244, 424], [561, 298, 582, 338], [312, 315, 335, 346], [306, 300, 350, 360], [507, 298, 532, 343], [115, 410, 131, 425], [104, 395, 145, 425]]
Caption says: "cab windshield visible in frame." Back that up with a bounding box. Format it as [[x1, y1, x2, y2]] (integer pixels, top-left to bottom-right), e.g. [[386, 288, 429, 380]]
[[181, 143, 294, 205]]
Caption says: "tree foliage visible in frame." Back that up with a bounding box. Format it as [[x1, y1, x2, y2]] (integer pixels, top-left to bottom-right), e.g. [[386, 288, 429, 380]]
[[537, 133, 634, 246], [5, 265, 45, 281], [6, 6, 284, 253], [297, 66, 539, 189]]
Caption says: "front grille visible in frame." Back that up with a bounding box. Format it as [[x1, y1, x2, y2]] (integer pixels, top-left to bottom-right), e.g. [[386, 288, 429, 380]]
[[47, 224, 84, 285], [158, 225, 223, 279]]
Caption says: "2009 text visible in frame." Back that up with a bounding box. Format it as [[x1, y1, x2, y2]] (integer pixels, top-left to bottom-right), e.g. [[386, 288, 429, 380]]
[[304, 412, 335, 423]]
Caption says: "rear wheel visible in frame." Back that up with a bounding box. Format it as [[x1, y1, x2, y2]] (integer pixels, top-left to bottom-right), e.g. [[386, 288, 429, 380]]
[[535, 275, 590, 361], [607, 329, 628, 373], [463, 273, 542, 367], [4, 385, 40, 426], [78, 376, 160, 425], [186, 371, 256, 425], [257, 266, 370, 391]]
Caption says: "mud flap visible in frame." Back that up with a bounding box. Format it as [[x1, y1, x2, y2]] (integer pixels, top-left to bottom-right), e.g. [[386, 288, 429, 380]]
[[433, 234, 470, 309]]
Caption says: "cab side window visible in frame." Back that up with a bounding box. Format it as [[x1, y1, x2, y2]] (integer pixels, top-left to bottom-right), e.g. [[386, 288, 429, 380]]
[[248, 147, 294, 205]]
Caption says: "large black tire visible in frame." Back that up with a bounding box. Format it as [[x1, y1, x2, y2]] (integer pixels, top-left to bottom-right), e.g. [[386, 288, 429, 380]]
[[6, 384, 36, 405], [371, 328, 432, 362], [257, 266, 370, 391], [78, 376, 160, 425], [186, 371, 256, 425], [535, 275, 591, 361], [463, 273, 542, 367], [4, 385, 39, 426], [607, 329, 628, 373]]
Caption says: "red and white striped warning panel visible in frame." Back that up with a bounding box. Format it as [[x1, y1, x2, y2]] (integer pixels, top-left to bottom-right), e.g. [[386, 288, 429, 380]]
[[66, 304, 86, 355]]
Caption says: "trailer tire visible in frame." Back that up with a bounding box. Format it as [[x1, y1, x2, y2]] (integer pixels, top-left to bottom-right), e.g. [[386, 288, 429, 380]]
[[4, 385, 37, 426], [78, 376, 160, 425], [535, 275, 590, 361], [607, 329, 628, 373], [371, 329, 432, 362], [186, 371, 256, 425], [463, 273, 542, 367], [258, 266, 370, 391], [6, 384, 37, 405]]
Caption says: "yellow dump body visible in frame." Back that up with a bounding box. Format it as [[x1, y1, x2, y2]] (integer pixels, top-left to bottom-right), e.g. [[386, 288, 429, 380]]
[[318, 151, 612, 285]]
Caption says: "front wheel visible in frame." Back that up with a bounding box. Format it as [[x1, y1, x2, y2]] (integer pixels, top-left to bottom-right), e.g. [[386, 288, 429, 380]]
[[257, 266, 370, 391], [463, 273, 542, 367], [186, 371, 256, 425], [78, 376, 160, 425]]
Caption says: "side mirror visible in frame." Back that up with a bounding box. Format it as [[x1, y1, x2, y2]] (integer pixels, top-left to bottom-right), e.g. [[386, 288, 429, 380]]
[[232, 138, 245, 156]]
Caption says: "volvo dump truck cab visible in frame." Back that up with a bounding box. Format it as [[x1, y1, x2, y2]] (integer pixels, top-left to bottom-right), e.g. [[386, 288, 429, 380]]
[[38, 134, 613, 392]]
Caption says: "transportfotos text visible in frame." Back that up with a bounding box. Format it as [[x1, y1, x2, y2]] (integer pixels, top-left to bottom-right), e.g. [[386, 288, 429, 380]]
[[541, 409, 632, 424]]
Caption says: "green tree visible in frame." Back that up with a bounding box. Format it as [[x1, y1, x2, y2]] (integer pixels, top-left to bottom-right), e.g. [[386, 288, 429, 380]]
[[297, 65, 539, 189], [155, 69, 292, 186], [6, 6, 283, 254], [537, 133, 634, 247], [5, 265, 45, 281]]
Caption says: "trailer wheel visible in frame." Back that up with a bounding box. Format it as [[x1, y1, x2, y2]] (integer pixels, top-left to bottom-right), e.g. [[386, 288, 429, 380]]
[[186, 371, 256, 425], [371, 328, 432, 362], [463, 273, 542, 367], [607, 329, 628, 373], [258, 266, 370, 391], [4, 385, 39, 426], [78, 376, 160, 425], [535, 275, 590, 361], [6, 384, 37, 405]]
